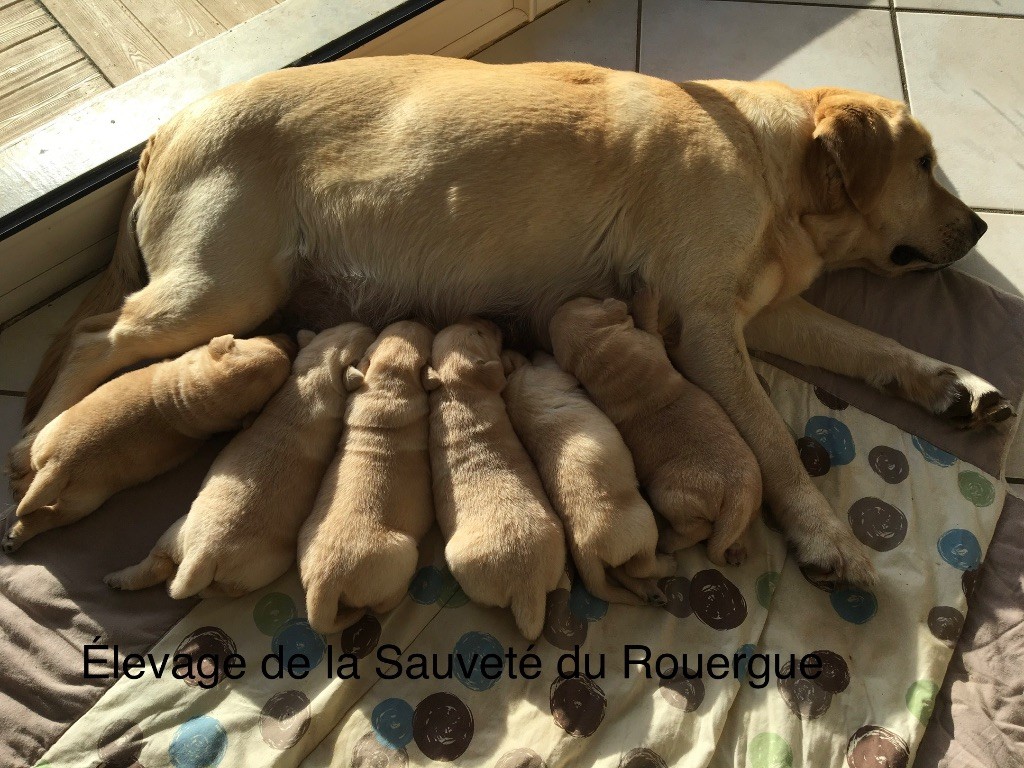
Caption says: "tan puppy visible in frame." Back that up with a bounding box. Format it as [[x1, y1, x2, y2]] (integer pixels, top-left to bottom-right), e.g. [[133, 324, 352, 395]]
[[502, 350, 676, 605], [298, 321, 434, 633], [550, 296, 762, 566], [428, 319, 565, 640], [4, 334, 293, 553], [104, 323, 374, 598]]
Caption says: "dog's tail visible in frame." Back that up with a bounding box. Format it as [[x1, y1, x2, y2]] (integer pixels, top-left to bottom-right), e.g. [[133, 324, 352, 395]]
[[24, 154, 150, 423], [306, 579, 366, 634], [167, 554, 217, 600], [510, 589, 548, 642], [14, 464, 64, 517]]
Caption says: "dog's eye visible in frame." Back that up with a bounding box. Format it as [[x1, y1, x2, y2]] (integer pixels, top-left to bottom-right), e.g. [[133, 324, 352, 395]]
[[918, 154, 933, 172]]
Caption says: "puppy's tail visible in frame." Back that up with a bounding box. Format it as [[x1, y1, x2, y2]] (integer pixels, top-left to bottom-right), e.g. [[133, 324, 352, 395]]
[[24, 181, 147, 423], [510, 590, 548, 641], [306, 581, 366, 635], [167, 554, 217, 600], [15, 465, 65, 517]]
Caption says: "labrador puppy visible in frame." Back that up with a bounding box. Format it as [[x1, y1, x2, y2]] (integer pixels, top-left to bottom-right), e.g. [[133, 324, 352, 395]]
[[502, 350, 675, 605], [104, 323, 374, 597], [19, 57, 1010, 584], [4, 334, 293, 553], [551, 296, 763, 565], [297, 321, 434, 633], [428, 319, 565, 640]]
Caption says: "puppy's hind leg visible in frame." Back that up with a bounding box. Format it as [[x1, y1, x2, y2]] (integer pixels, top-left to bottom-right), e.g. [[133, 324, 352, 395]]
[[105, 516, 187, 590], [576, 554, 646, 607]]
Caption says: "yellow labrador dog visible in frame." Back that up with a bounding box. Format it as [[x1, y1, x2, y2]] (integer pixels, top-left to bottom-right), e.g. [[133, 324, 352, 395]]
[[13, 56, 1011, 585]]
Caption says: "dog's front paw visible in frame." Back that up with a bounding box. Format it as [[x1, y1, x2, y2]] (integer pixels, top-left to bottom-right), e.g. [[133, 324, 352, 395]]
[[781, 492, 877, 587], [2, 512, 26, 554], [897, 364, 1015, 429]]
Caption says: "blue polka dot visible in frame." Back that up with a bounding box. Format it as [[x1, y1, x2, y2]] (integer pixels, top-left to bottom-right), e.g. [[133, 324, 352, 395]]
[[408, 566, 445, 604], [735, 643, 757, 683], [830, 587, 878, 624], [937, 529, 982, 571], [569, 580, 608, 621], [169, 716, 227, 768], [371, 698, 414, 749], [912, 435, 957, 468], [804, 416, 855, 466], [453, 631, 505, 691], [272, 618, 326, 670]]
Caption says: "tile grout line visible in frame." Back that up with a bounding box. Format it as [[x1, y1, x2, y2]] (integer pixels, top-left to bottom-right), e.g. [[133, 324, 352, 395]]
[[888, 0, 911, 106], [711, 0, 1024, 20], [974, 206, 1024, 216], [0, 390, 26, 398], [0, 265, 103, 334], [635, 0, 642, 72]]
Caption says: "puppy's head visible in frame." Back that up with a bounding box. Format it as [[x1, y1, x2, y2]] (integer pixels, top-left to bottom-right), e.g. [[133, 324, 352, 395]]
[[549, 297, 633, 371], [350, 320, 434, 392], [293, 322, 376, 390], [429, 318, 505, 391], [805, 89, 986, 274], [196, 333, 296, 414]]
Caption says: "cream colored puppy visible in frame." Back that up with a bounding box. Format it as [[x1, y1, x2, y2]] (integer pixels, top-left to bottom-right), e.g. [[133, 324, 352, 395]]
[[298, 321, 434, 634], [429, 319, 565, 640], [551, 296, 762, 565], [5, 334, 293, 553], [104, 323, 374, 597], [502, 350, 675, 605]]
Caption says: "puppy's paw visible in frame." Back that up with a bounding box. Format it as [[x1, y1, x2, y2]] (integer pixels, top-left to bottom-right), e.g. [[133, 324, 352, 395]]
[[724, 543, 748, 566], [2, 517, 27, 554], [103, 573, 125, 590], [893, 363, 1015, 429]]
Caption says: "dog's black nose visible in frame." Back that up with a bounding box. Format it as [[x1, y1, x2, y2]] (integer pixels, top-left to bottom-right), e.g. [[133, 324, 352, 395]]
[[970, 211, 988, 240]]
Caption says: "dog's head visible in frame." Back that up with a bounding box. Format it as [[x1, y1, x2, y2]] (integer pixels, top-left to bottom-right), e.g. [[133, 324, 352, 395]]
[[427, 318, 505, 392], [295, 322, 377, 392], [804, 89, 986, 274], [348, 320, 434, 392], [549, 297, 633, 371], [192, 333, 296, 417]]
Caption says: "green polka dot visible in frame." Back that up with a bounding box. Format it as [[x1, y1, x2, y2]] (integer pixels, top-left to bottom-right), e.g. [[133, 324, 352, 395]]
[[442, 586, 470, 609], [253, 592, 296, 636], [33, 762, 51, 768], [748, 732, 793, 768], [906, 679, 939, 724], [755, 572, 780, 610], [958, 471, 995, 508]]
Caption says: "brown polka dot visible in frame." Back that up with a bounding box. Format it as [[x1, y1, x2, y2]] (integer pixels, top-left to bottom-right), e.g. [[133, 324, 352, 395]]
[[351, 731, 409, 767], [544, 588, 587, 650], [757, 374, 771, 396], [174, 626, 237, 688], [97, 719, 144, 768], [962, 569, 979, 601], [868, 446, 909, 484], [341, 614, 382, 659], [800, 563, 840, 593], [848, 497, 907, 552], [260, 690, 311, 750], [814, 387, 848, 410], [761, 504, 782, 534], [619, 747, 668, 768], [811, 650, 850, 694], [927, 606, 965, 647], [657, 576, 692, 619], [659, 668, 705, 712], [846, 725, 909, 768], [797, 436, 831, 477], [778, 662, 832, 720], [413, 692, 474, 761], [550, 676, 607, 737], [689, 569, 747, 631], [495, 748, 547, 768]]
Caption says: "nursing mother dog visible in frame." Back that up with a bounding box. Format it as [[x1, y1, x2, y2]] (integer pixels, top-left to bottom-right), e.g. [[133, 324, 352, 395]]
[[13, 55, 1011, 586]]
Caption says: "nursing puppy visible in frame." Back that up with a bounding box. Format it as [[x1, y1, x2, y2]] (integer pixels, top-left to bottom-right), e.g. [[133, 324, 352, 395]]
[[5, 334, 293, 553], [502, 350, 675, 605], [105, 323, 374, 597], [298, 321, 434, 633], [428, 319, 565, 640], [551, 297, 762, 565]]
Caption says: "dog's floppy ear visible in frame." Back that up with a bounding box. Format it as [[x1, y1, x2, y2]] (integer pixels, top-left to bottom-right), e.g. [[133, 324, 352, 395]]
[[343, 366, 365, 391], [422, 366, 442, 391], [813, 96, 895, 213], [478, 359, 506, 391], [501, 350, 529, 375], [209, 334, 237, 359]]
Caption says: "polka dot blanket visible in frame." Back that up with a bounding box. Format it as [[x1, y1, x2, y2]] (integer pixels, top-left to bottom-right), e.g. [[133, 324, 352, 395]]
[[34, 361, 1005, 767]]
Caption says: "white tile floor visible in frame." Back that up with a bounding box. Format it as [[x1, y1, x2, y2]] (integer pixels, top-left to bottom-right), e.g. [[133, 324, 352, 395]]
[[0, 0, 1021, 480]]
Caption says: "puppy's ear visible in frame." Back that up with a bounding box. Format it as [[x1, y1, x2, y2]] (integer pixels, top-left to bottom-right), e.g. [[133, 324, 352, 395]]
[[501, 350, 529, 375], [343, 366, 365, 392], [297, 330, 316, 349], [812, 97, 895, 213], [479, 359, 507, 391], [209, 334, 237, 359], [422, 366, 443, 391]]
